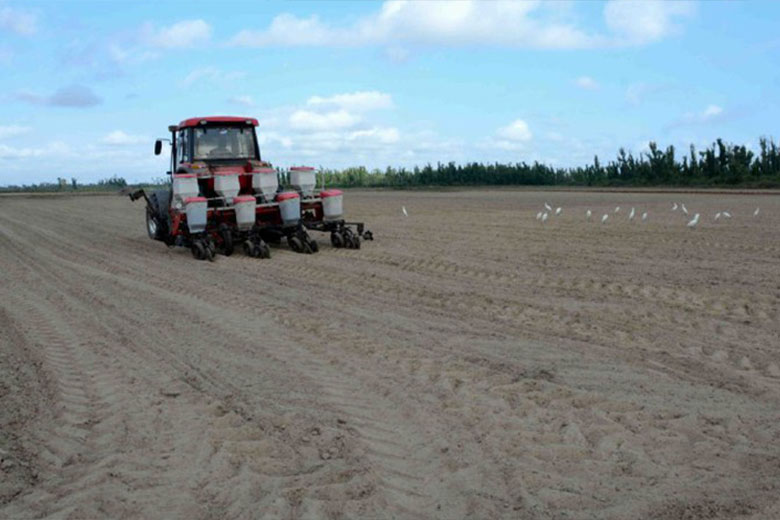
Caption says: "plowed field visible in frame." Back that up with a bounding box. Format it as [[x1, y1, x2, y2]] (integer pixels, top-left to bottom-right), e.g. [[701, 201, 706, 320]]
[[1, 190, 779, 519]]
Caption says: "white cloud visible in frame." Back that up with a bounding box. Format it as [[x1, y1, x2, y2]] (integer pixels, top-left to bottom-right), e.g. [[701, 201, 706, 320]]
[[604, 0, 696, 45], [702, 104, 722, 118], [231, 14, 342, 47], [141, 19, 212, 49], [0, 125, 31, 139], [347, 127, 400, 144], [575, 76, 599, 90], [228, 95, 255, 107], [102, 130, 147, 146], [257, 131, 293, 149], [108, 43, 158, 65], [0, 143, 44, 159], [289, 109, 361, 132], [486, 119, 534, 151], [307, 91, 393, 111], [668, 104, 726, 129], [181, 67, 246, 86], [496, 119, 533, 142], [0, 5, 37, 35], [0, 140, 170, 185], [231, 1, 698, 51], [230, 1, 603, 49], [0, 141, 75, 161], [247, 91, 404, 163]]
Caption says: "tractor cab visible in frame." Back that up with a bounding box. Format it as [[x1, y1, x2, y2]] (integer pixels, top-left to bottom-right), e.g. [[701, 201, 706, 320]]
[[155, 116, 261, 173], [156, 116, 265, 203]]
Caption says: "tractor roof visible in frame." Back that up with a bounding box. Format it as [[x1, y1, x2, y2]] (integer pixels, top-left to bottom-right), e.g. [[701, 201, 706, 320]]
[[178, 116, 259, 129]]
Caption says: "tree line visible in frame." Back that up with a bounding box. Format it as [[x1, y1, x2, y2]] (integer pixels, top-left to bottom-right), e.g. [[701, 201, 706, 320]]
[[317, 137, 780, 189], [2, 137, 779, 192], [0, 175, 128, 193]]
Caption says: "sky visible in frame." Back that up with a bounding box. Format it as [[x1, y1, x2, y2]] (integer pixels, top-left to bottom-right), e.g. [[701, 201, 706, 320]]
[[1, 0, 779, 185]]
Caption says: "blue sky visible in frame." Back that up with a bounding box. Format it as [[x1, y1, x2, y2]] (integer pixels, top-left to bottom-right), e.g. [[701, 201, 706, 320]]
[[1, 0, 779, 185]]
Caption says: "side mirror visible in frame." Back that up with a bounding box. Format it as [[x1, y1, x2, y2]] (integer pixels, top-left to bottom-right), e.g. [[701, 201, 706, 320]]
[[154, 140, 163, 155]]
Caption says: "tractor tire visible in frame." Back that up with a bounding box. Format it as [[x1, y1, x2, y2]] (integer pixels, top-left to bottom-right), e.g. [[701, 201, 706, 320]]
[[243, 241, 258, 257], [146, 190, 172, 242], [331, 232, 344, 248], [260, 243, 271, 259], [352, 235, 361, 249], [191, 241, 206, 260], [309, 239, 319, 253], [218, 224, 234, 256], [288, 236, 304, 253], [146, 207, 160, 240]]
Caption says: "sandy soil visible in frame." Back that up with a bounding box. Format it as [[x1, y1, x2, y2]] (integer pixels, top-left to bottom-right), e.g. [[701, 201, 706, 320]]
[[1, 190, 779, 519]]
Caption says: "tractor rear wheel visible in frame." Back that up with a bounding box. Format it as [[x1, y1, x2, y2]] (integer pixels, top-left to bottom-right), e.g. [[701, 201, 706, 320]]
[[330, 232, 344, 248], [146, 191, 172, 242]]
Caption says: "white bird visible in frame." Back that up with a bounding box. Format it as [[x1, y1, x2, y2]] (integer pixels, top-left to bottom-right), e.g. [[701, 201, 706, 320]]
[[544, 202, 552, 211], [536, 211, 542, 220], [586, 209, 592, 219], [687, 213, 700, 228], [641, 212, 648, 221], [754, 207, 760, 217], [614, 206, 621, 213], [555, 207, 562, 216], [723, 211, 732, 218], [714, 212, 721, 221], [629, 207, 636, 220], [681, 203, 688, 215], [601, 214, 609, 224], [672, 203, 678, 211], [402, 206, 408, 217], [541, 212, 548, 223]]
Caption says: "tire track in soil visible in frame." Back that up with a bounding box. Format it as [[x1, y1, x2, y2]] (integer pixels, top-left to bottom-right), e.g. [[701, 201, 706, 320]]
[[3, 201, 775, 516], [2, 193, 780, 519], [0, 207, 490, 517]]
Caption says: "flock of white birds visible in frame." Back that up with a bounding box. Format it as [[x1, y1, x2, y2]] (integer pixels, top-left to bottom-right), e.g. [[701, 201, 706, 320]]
[[398, 202, 763, 229], [531, 200, 762, 228]]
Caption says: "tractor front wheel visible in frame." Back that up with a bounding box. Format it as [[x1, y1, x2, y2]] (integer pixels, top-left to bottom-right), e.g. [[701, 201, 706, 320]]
[[146, 208, 159, 240]]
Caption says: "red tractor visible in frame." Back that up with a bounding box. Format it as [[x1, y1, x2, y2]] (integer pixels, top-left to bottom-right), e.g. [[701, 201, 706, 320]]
[[129, 116, 372, 260]]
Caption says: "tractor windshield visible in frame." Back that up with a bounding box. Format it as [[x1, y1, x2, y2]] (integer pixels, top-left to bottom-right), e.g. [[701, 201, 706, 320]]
[[193, 126, 257, 160]]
